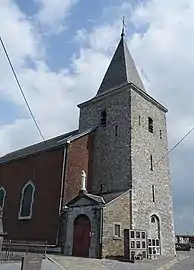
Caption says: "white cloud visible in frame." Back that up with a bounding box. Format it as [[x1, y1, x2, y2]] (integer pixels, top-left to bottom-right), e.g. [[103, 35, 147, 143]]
[[1, 0, 194, 233], [34, 0, 78, 33]]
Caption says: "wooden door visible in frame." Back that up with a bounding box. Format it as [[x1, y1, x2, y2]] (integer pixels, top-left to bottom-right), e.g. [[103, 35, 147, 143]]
[[72, 215, 91, 257]]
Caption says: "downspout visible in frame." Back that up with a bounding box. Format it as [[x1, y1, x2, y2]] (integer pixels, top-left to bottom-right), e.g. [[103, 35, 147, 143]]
[[59, 140, 70, 213], [56, 140, 70, 246], [99, 207, 104, 258]]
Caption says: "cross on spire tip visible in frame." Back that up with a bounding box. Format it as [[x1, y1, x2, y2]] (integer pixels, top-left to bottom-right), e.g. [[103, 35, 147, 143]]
[[121, 16, 126, 38]]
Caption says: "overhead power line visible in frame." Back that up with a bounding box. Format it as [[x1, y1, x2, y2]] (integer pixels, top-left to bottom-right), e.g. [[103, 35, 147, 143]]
[[0, 37, 46, 143], [154, 125, 194, 167]]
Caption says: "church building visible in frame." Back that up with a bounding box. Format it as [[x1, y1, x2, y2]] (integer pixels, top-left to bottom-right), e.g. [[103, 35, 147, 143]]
[[0, 31, 175, 259]]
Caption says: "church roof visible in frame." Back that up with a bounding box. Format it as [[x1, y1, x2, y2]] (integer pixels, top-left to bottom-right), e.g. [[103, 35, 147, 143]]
[[101, 189, 131, 204], [96, 35, 146, 95], [0, 128, 95, 164]]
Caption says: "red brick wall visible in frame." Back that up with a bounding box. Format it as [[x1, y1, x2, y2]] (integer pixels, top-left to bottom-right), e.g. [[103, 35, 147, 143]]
[[0, 132, 94, 245], [64, 133, 94, 204], [0, 147, 64, 245]]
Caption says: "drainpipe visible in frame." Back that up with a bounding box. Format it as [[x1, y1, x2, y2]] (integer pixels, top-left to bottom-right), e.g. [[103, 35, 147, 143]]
[[99, 207, 104, 258], [56, 140, 70, 246], [59, 140, 70, 213]]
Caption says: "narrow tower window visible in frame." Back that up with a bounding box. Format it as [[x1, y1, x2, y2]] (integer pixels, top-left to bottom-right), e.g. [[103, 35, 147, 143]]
[[148, 117, 153, 133], [115, 125, 118, 136], [160, 130, 162, 139], [152, 185, 155, 202], [101, 110, 107, 127], [138, 116, 141, 125], [150, 155, 153, 171]]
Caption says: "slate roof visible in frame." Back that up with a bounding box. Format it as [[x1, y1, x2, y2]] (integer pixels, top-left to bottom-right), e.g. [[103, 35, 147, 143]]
[[96, 35, 146, 95], [101, 189, 130, 204], [0, 128, 95, 164]]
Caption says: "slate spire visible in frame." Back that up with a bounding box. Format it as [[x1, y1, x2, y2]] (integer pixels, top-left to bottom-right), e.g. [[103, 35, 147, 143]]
[[96, 34, 146, 95]]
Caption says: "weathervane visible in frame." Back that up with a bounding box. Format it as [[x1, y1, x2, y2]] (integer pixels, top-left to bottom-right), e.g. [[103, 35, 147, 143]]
[[121, 16, 126, 37]]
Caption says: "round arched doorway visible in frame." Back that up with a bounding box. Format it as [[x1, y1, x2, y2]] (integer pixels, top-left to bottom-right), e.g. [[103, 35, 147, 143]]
[[148, 214, 161, 258], [72, 214, 91, 257]]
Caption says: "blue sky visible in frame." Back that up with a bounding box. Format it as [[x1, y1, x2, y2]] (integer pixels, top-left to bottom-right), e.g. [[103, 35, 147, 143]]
[[1, 0, 194, 234]]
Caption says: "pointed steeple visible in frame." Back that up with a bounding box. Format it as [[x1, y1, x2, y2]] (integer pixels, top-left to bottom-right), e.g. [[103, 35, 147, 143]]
[[96, 35, 146, 96]]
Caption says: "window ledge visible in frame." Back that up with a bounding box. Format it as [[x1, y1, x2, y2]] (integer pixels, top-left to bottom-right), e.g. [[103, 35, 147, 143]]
[[18, 216, 31, 220], [113, 236, 122, 240]]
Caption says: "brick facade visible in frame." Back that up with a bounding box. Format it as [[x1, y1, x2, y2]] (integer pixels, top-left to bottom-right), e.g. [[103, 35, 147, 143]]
[[0, 133, 93, 245], [0, 147, 64, 244]]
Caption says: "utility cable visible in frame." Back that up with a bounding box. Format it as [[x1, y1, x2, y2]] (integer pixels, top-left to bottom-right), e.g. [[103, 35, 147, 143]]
[[154, 125, 194, 167], [0, 37, 46, 142]]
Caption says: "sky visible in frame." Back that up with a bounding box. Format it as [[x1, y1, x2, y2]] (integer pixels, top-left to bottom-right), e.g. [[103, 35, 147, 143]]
[[0, 0, 194, 234]]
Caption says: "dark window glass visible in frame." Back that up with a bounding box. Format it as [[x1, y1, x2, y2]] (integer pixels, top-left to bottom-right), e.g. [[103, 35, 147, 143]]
[[151, 216, 155, 223], [115, 125, 118, 136], [101, 111, 107, 127], [142, 251, 147, 258], [130, 231, 135, 238], [148, 247, 152, 254], [150, 155, 153, 171], [142, 241, 146, 249], [142, 232, 146, 239], [131, 241, 135, 248], [136, 231, 140, 238], [152, 185, 155, 202], [160, 130, 162, 139], [156, 240, 159, 246], [136, 241, 141, 248], [0, 189, 5, 208], [148, 117, 153, 133], [148, 239, 152, 246], [21, 184, 34, 217], [152, 239, 156, 246]]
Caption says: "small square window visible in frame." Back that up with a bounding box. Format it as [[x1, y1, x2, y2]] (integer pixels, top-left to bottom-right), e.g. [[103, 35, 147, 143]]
[[114, 224, 121, 238], [130, 230, 135, 238], [136, 241, 141, 249], [136, 231, 140, 238], [131, 241, 135, 248], [142, 241, 146, 249], [142, 232, 146, 239], [142, 251, 147, 258]]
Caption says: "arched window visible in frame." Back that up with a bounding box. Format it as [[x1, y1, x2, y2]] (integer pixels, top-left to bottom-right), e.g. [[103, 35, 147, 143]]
[[19, 181, 35, 220], [148, 117, 153, 133], [0, 187, 6, 212]]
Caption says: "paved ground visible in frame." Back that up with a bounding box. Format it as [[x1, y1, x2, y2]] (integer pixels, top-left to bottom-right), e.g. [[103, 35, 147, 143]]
[[0, 258, 61, 270], [48, 252, 189, 270], [169, 250, 194, 270], [0, 251, 193, 270]]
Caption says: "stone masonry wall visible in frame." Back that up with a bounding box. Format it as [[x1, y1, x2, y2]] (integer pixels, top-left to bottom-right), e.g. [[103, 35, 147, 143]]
[[64, 203, 102, 258], [130, 88, 175, 255], [78, 87, 132, 194], [102, 191, 131, 258]]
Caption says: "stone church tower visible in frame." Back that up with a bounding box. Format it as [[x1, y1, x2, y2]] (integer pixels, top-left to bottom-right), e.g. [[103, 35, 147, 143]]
[[78, 34, 175, 255]]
